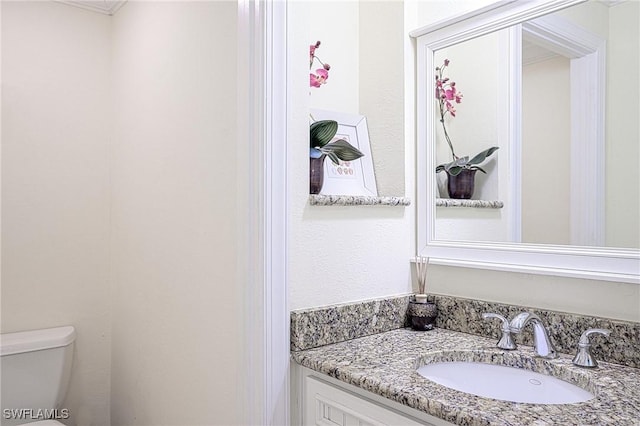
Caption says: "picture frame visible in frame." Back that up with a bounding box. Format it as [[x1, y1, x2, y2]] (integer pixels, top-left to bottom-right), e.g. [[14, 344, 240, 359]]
[[310, 109, 378, 196]]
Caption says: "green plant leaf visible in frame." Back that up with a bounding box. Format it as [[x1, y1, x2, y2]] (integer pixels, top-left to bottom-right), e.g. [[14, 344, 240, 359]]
[[326, 151, 341, 165], [320, 139, 364, 164], [467, 146, 499, 166], [436, 148, 498, 174], [446, 166, 463, 176], [442, 156, 469, 173], [310, 120, 338, 148]]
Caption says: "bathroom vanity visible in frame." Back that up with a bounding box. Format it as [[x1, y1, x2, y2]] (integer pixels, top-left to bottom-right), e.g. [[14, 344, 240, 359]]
[[290, 295, 640, 425], [291, 327, 640, 425]]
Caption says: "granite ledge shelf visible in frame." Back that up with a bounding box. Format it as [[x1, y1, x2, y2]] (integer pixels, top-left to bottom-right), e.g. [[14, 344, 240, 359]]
[[436, 198, 503, 208], [309, 195, 411, 206]]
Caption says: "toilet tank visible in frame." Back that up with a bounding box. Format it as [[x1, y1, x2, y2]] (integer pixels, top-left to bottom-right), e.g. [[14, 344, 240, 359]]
[[1, 326, 75, 425]]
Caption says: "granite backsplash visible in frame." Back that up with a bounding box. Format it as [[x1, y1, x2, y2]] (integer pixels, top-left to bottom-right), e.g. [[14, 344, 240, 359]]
[[290, 295, 411, 352], [290, 294, 640, 368]]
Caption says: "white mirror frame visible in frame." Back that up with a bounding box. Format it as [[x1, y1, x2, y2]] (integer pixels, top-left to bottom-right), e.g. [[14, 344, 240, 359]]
[[412, 0, 640, 284]]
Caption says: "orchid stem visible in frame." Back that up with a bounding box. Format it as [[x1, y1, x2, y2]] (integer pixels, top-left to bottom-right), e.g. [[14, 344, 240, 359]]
[[439, 114, 457, 161]]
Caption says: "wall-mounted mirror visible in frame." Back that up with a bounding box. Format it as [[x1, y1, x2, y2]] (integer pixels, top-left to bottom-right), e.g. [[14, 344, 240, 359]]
[[413, 0, 639, 283]]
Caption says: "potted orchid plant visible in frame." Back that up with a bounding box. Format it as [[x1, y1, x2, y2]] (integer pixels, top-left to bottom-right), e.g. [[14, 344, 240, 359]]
[[309, 41, 364, 194], [435, 59, 498, 199]]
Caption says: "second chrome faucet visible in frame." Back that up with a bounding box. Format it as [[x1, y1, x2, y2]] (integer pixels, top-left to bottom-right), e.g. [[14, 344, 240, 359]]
[[483, 312, 557, 359]]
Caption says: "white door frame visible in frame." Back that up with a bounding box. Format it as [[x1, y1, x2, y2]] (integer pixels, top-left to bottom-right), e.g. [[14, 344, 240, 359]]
[[237, 1, 289, 425]]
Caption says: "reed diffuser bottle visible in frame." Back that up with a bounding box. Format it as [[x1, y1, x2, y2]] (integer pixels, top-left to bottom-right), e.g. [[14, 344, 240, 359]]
[[408, 257, 438, 331]]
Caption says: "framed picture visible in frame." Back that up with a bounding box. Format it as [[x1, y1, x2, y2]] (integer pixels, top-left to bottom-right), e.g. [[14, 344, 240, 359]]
[[310, 109, 378, 196]]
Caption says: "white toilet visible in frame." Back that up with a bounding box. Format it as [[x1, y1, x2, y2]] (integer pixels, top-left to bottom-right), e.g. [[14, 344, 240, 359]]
[[1, 326, 76, 426]]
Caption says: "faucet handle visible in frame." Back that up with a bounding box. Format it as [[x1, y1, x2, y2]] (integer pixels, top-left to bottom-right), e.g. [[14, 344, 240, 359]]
[[578, 328, 611, 344], [482, 313, 517, 350], [572, 328, 611, 368]]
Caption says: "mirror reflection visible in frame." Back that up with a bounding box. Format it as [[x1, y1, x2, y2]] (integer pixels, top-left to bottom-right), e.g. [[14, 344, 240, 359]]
[[433, 0, 639, 249]]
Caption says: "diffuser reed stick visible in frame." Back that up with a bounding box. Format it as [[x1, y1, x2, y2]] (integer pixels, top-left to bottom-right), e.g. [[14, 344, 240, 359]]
[[415, 256, 429, 303]]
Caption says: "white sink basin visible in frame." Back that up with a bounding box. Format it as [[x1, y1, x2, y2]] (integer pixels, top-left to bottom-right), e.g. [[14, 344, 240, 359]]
[[417, 361, 594, 404]]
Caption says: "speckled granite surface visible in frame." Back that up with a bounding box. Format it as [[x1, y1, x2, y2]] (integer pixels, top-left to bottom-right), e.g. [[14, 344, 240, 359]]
[[291, 295, 410, 351], [432, 295, 640, 369], [292, 328, 640, 425], [309, 194, 411, 206], [291, 294, 640, 368], [436, 198, 504, 208]]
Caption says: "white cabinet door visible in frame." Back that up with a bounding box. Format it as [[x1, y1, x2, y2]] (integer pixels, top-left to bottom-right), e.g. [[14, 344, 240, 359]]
[[304, 376, 433, 426]]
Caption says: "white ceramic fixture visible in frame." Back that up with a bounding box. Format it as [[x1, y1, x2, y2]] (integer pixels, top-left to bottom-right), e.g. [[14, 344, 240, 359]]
[[1, 326, 76, 426], [417, 361, 593, 404]]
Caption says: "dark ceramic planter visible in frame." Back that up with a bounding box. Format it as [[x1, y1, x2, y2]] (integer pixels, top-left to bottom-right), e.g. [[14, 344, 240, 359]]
[[309, 155, 326, 194], [408, 300, 438, 331], [446, 168, 477, 199]]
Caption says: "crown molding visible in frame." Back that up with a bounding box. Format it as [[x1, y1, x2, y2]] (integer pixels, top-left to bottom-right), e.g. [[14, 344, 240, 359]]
[[55, 0, 127, 16]]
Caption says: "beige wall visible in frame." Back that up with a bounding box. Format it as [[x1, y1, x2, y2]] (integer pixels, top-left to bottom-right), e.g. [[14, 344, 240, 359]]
[[1, 2, 112, 424], [606, 1, 639, 249], [109, 2, 241, 425], [427, 265, 639, 322], [556, 0, 639, 249], [2, 1, 243, 425], [522, 56, 571, 245]]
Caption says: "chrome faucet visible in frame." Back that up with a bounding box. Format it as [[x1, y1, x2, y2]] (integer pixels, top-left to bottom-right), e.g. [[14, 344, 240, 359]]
[[572, 328, 610, 368], [509, 312, 557, 359], [482, 313, 517, 350]]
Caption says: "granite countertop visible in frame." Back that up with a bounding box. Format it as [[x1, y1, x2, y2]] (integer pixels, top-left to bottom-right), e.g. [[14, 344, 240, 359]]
[[292, 327, 640, 426]]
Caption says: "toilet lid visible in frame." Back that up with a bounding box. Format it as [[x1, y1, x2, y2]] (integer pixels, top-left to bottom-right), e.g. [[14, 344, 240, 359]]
[[18, 421, 64, 426]]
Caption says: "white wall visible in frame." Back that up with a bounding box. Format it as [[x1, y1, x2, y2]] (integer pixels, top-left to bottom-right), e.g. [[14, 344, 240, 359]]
[[288, 1, 413, 310], [307, 0, 405, 197], [434, 34, 501, 200], [109, 2, 242, 425], [359, 0, 405, 196], [414, 0, 497, 24], [433, 30, 512, 243], [1, 2, 112, 424], [308, 1, 359, 114]]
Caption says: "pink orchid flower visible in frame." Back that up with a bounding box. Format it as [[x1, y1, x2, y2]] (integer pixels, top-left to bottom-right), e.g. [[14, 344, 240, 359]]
[[309, 40, 331, 89], [444, 82, 462, 104], [435, 59, 465, 160], [310, 68, 329, 88], [445, 101, 456, 117], [445, 88, 463, 103]]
